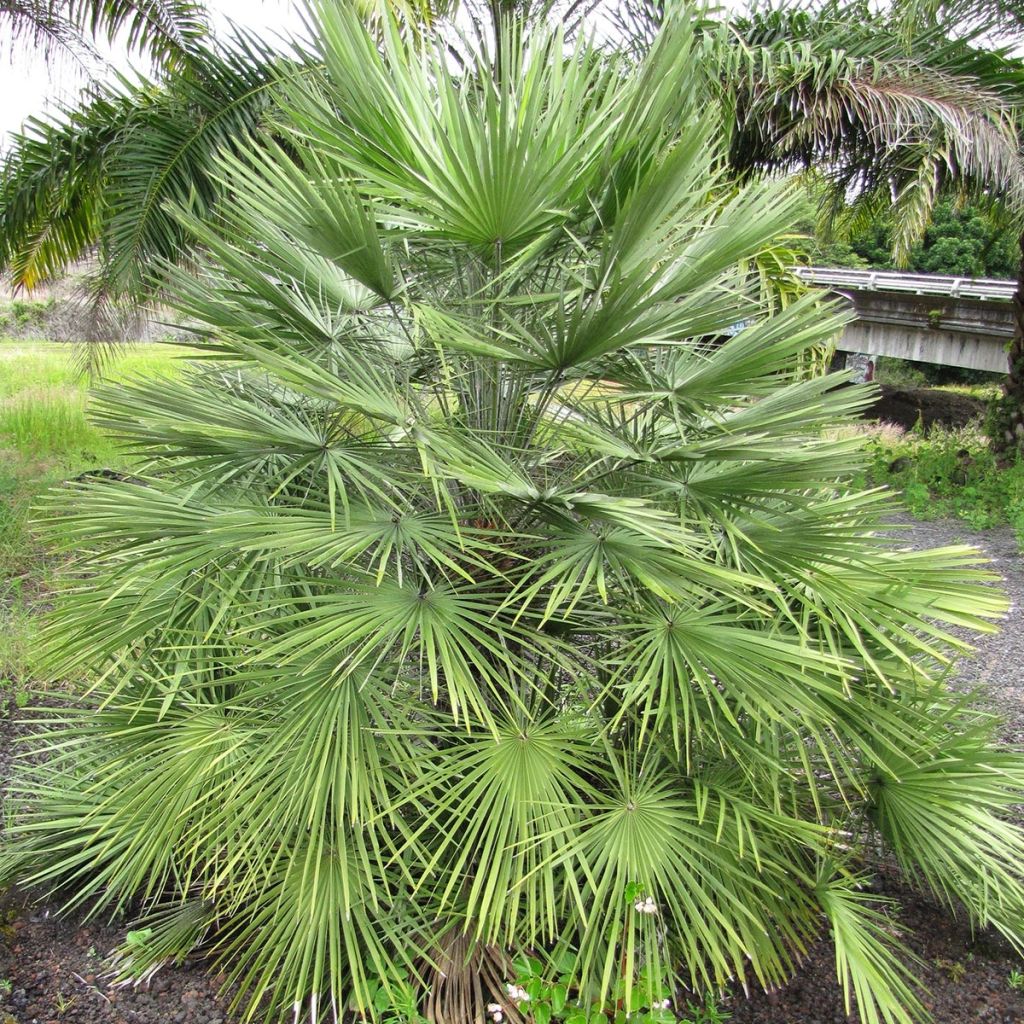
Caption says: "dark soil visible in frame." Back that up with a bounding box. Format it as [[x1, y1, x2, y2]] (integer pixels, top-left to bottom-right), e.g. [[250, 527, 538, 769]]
[[868, 384, 989, 432], [1, 517, 1022, 1024], [728, 880, 1024, 1024], [0, 697, 231, 1024], [0, 896, 229, 1024]]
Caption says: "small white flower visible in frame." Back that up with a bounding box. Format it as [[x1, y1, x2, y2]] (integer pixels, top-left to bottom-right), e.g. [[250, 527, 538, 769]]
[[487, 1004, 502, 1014], [633, 895, 658, 915], [660, 999, 672, 1009]]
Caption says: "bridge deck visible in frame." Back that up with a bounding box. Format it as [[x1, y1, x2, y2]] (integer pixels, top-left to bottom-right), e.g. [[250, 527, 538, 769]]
[[794, 266, 1016, 302], [794, 267, 1015, 373]]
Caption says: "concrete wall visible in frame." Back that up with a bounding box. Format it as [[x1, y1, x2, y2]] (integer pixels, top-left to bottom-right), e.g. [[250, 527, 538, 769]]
[[832, 291, 1012, 373]]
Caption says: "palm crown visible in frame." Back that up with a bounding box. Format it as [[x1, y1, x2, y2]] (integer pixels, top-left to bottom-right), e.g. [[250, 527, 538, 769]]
[[4, 8, 1023, 1024]]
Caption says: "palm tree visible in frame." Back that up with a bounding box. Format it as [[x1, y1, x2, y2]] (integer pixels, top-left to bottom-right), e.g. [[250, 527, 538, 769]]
[[0, 0, 480, 337], [1, 0, 208, 70], [4, 1, 1021, 328], [0, 30, 308, 345], [716, 0, 1024, 459], [4, 8, 1023, 1024]]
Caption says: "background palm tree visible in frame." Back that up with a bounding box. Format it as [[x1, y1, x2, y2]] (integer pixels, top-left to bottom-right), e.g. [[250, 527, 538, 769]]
[[882, 0, 1024, 459], [4, 0, 1022, 323], [625, 0, 1024, 459], [1, 0, 208, 69], [717, 0, 1024, 459]]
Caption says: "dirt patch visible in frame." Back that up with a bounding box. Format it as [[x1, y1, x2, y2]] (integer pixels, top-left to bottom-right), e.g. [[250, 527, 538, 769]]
[[867, 385, 989, 432], [0, 897, 230, 1024]]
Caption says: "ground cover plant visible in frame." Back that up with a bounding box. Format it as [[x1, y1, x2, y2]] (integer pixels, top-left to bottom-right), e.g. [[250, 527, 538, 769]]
[[860, 422, 1024, 546], [2, 8, 1024, 1024], [0, 341, 186, 687]]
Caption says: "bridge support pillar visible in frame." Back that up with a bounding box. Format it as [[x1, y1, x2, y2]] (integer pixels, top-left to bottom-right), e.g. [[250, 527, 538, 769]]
[[831, 351, 875, 383]]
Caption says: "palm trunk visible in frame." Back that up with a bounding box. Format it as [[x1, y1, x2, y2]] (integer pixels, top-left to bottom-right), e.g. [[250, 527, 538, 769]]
[[989, 233, 1024, 463]]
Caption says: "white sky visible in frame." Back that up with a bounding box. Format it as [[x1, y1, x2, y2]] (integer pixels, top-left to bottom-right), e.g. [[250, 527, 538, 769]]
[[0, 0, 307, 147]]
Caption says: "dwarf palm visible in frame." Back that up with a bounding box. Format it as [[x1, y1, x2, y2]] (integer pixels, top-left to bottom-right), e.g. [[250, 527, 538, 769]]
[[3, 8, 1023, 1024]]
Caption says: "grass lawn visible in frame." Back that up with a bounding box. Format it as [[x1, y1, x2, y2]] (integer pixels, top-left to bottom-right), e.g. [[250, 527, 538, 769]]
[[0, 340, 190, 693]]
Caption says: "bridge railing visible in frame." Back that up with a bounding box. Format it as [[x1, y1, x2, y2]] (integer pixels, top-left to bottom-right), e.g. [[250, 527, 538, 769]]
[[794, 266, 1016, 302]]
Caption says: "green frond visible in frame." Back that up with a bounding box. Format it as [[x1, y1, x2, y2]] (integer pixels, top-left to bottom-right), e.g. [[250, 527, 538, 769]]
[[817, 867, 926, 1024]]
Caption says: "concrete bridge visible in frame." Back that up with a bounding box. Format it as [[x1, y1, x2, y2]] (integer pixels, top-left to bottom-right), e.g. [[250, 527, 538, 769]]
[[794, 267, 1016, 374]]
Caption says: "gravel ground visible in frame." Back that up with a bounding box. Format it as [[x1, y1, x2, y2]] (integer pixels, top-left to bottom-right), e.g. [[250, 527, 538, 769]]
[[1, 516, 1022, 1024]]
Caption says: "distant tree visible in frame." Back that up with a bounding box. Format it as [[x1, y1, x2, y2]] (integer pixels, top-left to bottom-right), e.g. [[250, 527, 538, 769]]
[[841, 199, 1019, 278]]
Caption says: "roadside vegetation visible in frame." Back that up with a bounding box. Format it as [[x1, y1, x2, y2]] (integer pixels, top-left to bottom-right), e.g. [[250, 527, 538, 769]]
[[853, 421, 1024, 544]]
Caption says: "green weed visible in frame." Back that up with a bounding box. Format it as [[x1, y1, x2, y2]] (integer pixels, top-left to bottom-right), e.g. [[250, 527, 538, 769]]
[[0, 389, 112, 460], [858, 423, 1024, 547], [932, 957, 967, 983]]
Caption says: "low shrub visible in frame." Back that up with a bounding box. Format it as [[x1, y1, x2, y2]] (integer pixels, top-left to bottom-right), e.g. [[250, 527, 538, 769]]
[[3, 14, 1022, 1024]]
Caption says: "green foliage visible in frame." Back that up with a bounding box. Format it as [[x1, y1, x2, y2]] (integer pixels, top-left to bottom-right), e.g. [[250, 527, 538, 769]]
[[2, 0, 1023, 320], [842, 199, 1019, 278], [932, 958, 966, 983], [873, 356, 1003, 391], [0, 31, 302, 300], [0, 390, 109, 459], [504, 952, 684, 1024], [0, 300, 55, 335], [726, 5, 1024, 264], [2, 12, 1023, 1024], [0, 0, 208, 70], [861, 424, 1024, 544], [872, 358, 931, 389], [0, 341, 188, 689]]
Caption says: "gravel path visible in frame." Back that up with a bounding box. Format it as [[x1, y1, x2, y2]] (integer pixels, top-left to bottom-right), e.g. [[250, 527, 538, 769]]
[[1, 516, 1022, 1024], [904, 516, 1024, 747]]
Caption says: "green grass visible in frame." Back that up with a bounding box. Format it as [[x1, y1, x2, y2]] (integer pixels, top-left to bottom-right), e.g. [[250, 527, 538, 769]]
[[0, 390, 113, 460], [0, 339, 190, 692]]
